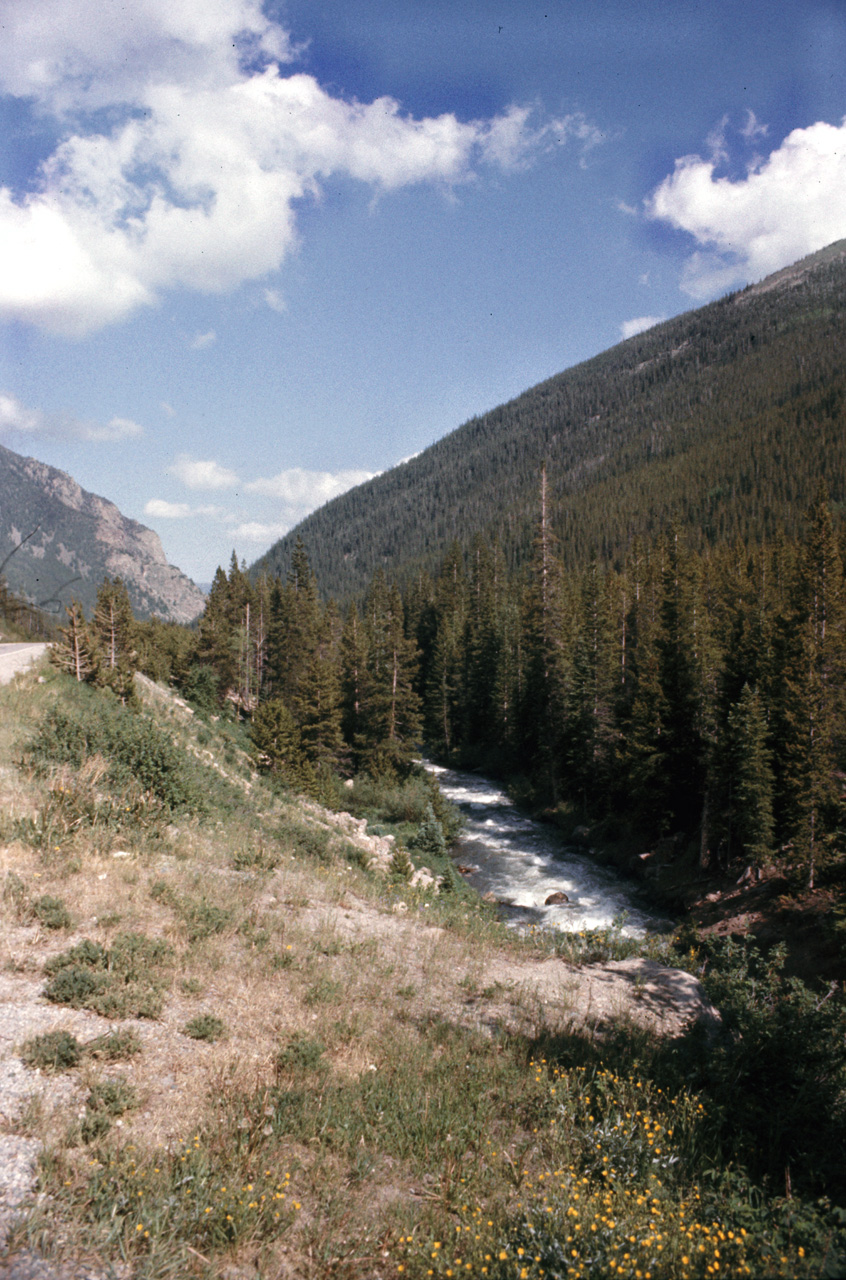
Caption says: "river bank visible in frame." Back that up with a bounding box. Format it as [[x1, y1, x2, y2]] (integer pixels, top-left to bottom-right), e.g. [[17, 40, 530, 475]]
[[536, 797, 846, 984]]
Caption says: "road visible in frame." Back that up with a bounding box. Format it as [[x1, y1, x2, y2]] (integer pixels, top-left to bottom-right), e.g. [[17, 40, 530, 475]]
[[0, 642, 49, 685]]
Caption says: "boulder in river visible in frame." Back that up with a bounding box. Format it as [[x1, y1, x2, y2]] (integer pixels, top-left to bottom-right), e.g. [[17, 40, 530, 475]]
[[544, 890, 569, 905]]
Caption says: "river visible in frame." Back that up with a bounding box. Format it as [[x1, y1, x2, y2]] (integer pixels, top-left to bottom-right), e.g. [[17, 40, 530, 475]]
[[427, 762, 672, 937]]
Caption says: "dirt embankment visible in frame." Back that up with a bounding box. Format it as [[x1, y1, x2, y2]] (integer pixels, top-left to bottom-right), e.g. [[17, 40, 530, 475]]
[[559, 818, 844, 985]]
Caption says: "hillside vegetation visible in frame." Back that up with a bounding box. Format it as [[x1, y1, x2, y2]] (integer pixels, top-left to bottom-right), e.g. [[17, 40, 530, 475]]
[[254, 240, 846, 602], [2, 655, 846, 1277]]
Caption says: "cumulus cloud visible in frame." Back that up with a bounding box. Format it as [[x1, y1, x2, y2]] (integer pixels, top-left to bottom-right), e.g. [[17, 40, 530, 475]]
[[0, 391, 143, 440], [0, 0, 586, 336], [229, 520, 291, 544], [245, 466, 375, 504], [144, 497, 223, 517], [168, 454, 239, 490], [144, 498, 193, 518], [189, 330, 216, 350], [620, 315, 664, 340], [647, 117, 846, 298]]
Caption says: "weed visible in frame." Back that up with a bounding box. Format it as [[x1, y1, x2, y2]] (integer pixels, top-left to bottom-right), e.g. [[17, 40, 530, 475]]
[[231, 843, 278, 871], [86, 1077, 137, 1117], [79, 1112, 112, 1144], [85, 1029, 142, 1061], [21, 1030, 82, 1072], [184, 1014, 226, 1042], [276, 1033, 326, 1074], [3, 870, 28, 914], [303, 976, 343, 1006], [31, 894, 73, 929], [183, 899, 231, 943], [43, 934, 172, 1019], [149, 879, 232, 942]]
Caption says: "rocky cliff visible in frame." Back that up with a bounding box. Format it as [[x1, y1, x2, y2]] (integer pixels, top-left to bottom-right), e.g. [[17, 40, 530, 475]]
[[0, 443, 205, 622]]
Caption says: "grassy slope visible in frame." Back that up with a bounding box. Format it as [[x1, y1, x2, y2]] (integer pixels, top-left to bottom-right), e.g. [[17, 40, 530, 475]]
[[0, 661, 844, 1280]]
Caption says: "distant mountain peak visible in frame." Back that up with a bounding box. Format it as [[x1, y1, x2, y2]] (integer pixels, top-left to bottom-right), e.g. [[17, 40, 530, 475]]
[[0, 442, 205, 622]]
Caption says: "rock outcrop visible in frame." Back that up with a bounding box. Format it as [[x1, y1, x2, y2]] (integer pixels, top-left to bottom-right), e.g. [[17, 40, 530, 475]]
[[0, 443, 205, 622]]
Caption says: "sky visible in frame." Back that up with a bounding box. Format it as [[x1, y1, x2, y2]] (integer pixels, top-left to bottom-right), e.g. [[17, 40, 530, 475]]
[[1, 0, 846, 584]]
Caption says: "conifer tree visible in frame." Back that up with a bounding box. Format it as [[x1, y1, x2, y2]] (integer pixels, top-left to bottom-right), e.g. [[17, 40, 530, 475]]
[[51, 601, 98, 683], [359, 571, 421, 775], [340, 601, 369, 762], [91, 577, 138, 704], [726, 682, 776, 867], [298, 601, 346, 770], [250, 697, 306, 789]]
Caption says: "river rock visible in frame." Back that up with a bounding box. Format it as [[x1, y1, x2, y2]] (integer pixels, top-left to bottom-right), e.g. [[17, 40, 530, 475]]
[[544, 890, 569, 905]]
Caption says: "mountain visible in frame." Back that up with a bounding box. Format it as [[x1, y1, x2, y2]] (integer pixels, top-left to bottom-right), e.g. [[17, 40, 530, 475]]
[[253, 239, 846, 599], [0, 443, 205, 623]]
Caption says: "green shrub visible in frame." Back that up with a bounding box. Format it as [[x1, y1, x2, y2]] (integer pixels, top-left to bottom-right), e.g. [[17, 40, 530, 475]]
[[43, 934, 172, 1019], [183, 1014, 226, 1042], [86, 1077, 136, 1116], [21, 1030, 82, 1072], [25, 692, 204, 813], [32, 894, 73, 929], [44, 965, 109, 1009], [85, 1028, 142, 1060], [276, 1033, 326, 1074], [183, 899, 231, 943], [409, 803, 447, 857]]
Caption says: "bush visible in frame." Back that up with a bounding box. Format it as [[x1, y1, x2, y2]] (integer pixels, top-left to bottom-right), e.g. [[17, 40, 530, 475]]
[[85, 1028, 142, 1060], [26, 692, 204, 813], [184, 1014, 226, 1042], [409, 803, 447, 857], [22, 1030, 82, 1072], [688, 934, 846, 1198], [43, 934, 172, 1019], [32, 894, 73, 929]]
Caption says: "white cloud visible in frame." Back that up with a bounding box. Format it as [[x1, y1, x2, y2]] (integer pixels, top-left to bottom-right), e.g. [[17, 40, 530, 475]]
[[0, 0, 592, 336], [0, 0, 294, 110], [740, 110, 768, 142], [144, 497, 224, 518], [620, 315, 664, 340], [168, 453, 239, 489], [0, 391, 142, 440], [479, 106, 602, 171], [647, 117, 846, 298], [189, 329, 216, 350], [230, 520, 291, 544], [263, 287, 286, 313], [91, 415, 144, 441], [144, 498, 192, 518], [245, 466, 375, 504], [160, 401, 176, 417]]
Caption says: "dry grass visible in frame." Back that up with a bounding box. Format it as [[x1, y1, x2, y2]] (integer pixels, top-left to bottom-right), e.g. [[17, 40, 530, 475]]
[[4, 663, 801, 1280]]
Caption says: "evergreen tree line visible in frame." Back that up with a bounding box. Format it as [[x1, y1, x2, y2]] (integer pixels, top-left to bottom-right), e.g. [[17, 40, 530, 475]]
[[409, 486, 846, 890], [200, 497, 846, 891], [54, 490, 846, 893], [168, 546, 422, 795]]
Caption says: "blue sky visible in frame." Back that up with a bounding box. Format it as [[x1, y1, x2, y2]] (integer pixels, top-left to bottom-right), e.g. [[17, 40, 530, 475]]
[[1, 0, 846, 583]]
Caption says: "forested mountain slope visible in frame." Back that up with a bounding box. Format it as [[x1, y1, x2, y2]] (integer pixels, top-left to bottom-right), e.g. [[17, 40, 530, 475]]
[[254, 239, 846, 600]]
